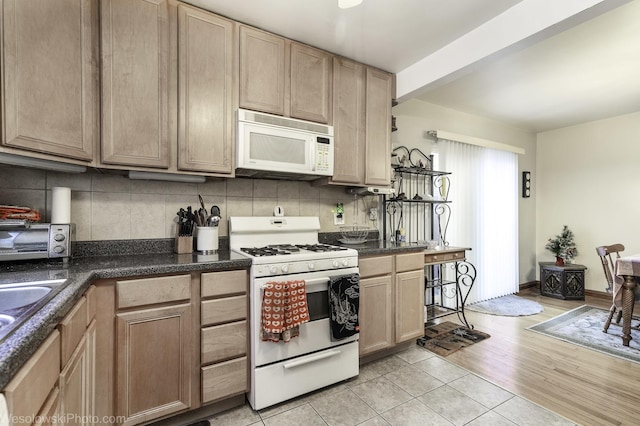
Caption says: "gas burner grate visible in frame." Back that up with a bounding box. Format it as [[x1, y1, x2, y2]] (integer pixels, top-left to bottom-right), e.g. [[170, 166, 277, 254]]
[[295, 244, 348, 252], [240, 247, 293, 257]]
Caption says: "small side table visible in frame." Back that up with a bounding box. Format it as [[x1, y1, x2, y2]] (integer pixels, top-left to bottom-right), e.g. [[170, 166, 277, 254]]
[[539, 262, 587, 300]]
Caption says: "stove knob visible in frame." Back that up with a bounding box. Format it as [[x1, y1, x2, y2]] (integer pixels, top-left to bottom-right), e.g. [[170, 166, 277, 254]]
[[342, 259, 349, 267], [269, 266, 278, 274], [308, 262, 315, 270], [281, 265, 289, 273], [332, 260, 339, 268]]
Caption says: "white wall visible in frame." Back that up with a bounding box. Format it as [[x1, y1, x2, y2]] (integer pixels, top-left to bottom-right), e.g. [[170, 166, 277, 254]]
[[393, 99, 537, 284], [536, 110, 640, 291]]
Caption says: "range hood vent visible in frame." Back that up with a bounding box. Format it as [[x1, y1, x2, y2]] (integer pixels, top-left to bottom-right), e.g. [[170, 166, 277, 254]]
[[348, 187, 395, 196]]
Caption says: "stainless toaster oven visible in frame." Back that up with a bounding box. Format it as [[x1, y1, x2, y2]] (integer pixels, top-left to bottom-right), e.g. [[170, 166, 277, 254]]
[[0, 221, 73, 262]]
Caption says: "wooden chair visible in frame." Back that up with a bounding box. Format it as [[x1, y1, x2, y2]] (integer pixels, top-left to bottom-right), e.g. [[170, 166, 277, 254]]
[[596, 244, 626, 332]]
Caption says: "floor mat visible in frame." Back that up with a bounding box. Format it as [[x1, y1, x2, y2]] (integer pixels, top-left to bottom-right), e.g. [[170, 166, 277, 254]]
[[466, 294, 543, 316], [527, 305, 640, 364], [417, 321, 490, 357]]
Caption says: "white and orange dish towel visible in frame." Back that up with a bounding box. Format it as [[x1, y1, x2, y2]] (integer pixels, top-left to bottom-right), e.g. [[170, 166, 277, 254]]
[[261, 280, 309, 342]]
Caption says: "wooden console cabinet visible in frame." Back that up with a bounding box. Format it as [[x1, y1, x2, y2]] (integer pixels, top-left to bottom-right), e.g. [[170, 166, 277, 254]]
[[539, 262, 586, 300]]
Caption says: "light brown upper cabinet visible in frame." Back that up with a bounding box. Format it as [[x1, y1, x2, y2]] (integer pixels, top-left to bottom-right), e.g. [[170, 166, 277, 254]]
[[100, 0, 170, 169], [364, 67, 394, 186], [290, 42, 332, 123], [239, 26, 286, 116], [331, 57, 365, 184], [0, 0, 98, 161], [239, 25, 332, 124], [177, 3, 235, 174], [330, 62, 394, 187]]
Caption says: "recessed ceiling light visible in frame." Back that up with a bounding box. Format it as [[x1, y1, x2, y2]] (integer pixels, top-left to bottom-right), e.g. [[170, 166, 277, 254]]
[[338, 0, 363, 9]]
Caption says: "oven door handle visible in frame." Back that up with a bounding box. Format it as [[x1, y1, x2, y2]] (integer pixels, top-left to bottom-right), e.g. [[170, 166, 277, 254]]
[[282, 349, 341, 369], [260, 276, 329, 289]]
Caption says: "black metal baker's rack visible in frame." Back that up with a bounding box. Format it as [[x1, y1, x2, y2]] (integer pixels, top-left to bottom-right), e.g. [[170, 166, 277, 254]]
[[382, 146, 451, 245]]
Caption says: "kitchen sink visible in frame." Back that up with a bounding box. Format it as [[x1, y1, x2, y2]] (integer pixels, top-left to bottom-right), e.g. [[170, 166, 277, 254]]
[[0, 278, 67, 342], [0, 286, 52, 311]]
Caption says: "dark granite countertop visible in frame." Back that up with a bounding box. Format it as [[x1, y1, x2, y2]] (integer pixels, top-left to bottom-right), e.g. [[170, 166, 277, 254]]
[[339, 240, 431, 256], [0, 236, 439, 389], [0, 249, 251, 390]]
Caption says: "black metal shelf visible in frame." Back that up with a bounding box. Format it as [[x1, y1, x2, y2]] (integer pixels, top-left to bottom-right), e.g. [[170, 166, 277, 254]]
[[392, 165, 451, 177]]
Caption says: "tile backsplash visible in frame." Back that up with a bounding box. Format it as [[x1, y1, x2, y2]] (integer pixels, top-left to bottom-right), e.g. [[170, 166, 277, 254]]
[[0, 166, 379, 241]]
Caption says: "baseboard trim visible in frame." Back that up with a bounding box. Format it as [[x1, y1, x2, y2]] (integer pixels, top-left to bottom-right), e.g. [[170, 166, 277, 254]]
[[519, 281, 538, 290], [520, 281, 611, 301], [585, 289, 611, 300]]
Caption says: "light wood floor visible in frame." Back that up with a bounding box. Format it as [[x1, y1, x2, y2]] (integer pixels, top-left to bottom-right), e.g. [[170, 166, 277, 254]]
[[444, 288, 640, 426]]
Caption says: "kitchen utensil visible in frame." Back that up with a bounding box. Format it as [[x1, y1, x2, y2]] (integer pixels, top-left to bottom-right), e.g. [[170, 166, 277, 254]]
[[209, 205, 221, 227], [198, 194, 207, 217]]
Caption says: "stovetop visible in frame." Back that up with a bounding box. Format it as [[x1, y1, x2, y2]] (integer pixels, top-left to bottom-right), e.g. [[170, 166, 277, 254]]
[[228, 216, 358, 272], [240, 244, 349, 257]]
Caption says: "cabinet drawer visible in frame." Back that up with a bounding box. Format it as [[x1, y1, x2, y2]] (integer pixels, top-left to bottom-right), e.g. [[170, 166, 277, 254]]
[[359, 255, 393, 278], [117, 275, 191, 309], [35, 387, 59, 426], [395, 252, 424, 273], [201, 321, 247, 365], [201, 357, 248, 403], [201, 295, 247, 326], [59, 296, 87, 368], [424, 250, 466, 265], [201, 270, 247, 298], [3, 331, 61, 421]]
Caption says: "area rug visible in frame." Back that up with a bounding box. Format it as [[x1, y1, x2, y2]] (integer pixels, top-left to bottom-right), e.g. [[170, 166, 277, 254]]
[[416, 321, 490, 357], [527, 305, 640, 364], [466, 294, 543, 316]]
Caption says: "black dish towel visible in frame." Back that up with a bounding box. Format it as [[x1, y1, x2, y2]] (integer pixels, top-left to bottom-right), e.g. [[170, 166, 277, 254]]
[[329, 273, 360, 340]]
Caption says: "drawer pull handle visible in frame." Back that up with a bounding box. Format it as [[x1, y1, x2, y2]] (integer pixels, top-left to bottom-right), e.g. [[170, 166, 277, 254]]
[[283, 349, 341, 369]]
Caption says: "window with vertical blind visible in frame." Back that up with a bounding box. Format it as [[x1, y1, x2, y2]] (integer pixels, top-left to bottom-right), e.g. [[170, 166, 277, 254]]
[[439, 140, 519, 304]]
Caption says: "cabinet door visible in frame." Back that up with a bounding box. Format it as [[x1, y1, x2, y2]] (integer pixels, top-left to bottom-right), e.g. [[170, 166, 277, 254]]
[[59, 320, 95, 426], [177, 4, 234, 174], [290, 42, 332, 123], [2, 331, 61, 422], [364, 67, 393, 186], [116, 303, 192, 425], [395, 269, 425, 343], [359, 275, 393, 356], [1, 0, 97, 161], [239, 26, 286, 116], [331, 57, 365, 184], [100, 0, 169, 168]]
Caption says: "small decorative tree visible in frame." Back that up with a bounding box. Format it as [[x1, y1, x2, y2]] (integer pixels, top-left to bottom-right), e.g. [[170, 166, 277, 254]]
[[545, 225, 578, 266]]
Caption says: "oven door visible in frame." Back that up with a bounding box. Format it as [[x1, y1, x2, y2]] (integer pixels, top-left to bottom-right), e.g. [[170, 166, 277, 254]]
[[251, 267, 359, 367]]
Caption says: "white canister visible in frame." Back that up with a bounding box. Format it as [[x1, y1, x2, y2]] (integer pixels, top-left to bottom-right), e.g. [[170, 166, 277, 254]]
[[196, 226, 218, 253]]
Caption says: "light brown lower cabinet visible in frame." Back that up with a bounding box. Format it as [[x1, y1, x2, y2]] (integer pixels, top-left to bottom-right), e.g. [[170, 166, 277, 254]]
[[1, 331, 61, 423], [200, 270, 249, 405], [1, 286, 98, 426], [115, 274, 193, 426], [359, 274, 394, 355], [59, 320, 96, 426], [359, 252, 425, 357]]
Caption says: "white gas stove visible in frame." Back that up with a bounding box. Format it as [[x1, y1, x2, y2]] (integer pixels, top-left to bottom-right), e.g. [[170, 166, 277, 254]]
[[229, 216, 360, 410]]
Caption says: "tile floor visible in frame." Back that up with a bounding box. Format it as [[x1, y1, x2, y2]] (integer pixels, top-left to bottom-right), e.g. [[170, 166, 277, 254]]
[[205, 346, 575, 426]]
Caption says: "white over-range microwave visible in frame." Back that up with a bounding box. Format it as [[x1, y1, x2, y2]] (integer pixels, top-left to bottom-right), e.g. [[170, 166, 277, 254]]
[[236, 108, 334, 180]]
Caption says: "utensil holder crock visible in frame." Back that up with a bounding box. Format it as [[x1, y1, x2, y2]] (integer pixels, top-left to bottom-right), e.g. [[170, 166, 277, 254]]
[[196, 226, 218, 253]]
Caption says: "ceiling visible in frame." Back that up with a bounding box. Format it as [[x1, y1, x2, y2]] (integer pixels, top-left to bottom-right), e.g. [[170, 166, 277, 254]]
[[190, 0, 640, 133]]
